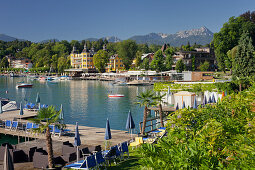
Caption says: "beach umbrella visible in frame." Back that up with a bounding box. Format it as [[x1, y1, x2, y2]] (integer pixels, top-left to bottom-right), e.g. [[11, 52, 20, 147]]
[[105, 118, 112, 150], [0, 101, 2, 114], [193, 97, 197, 109], [208, 96, 212, 103], [36, 92, 41, 110], [19, 102, 24, 116], [167, 86, 171, 95], [182, 101, 185, 109], [59, 104, 64, 122], [74, 122, 81, 162], [175, 103, 179, 110], [212, 94, 216, 103], [202, 95, 207, 106], [3, 145, 14, 170], [125, 110, 135, 138], [105, 118, 112, 140], [36, 92, 40, 103]]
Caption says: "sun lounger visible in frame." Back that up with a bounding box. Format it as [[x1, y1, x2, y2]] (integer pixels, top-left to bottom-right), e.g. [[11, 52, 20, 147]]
[[26, 122, 33, 133], [95, 151, 106, 168], [64, 154, 97, 169], [53, 125, 71, 137], [11, 121, 18, 131], [129, 137, 143, 147], [120, 141, 129, 159], [5, 120, 12, 129]]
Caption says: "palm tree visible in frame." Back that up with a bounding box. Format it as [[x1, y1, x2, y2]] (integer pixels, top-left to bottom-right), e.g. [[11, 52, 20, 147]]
[[31, 106, 61, 169], [153, 92, 166, 127], [136, 90, 155, 135]]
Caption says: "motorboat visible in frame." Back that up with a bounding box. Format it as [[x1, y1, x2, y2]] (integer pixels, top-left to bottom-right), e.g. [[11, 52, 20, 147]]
[[108, 94, 125, 98], [16, 83, 33, 88]]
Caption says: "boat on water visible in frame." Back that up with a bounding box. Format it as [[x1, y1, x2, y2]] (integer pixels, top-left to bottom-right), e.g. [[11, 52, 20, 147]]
[[113, 81, 128, 86], [108, 94, 125, 98], [16, 83, 33, 88]]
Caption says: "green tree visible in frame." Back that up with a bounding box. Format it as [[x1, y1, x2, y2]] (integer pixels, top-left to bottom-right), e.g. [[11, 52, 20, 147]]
[[165, 55, 173, 71], [117, 40, 137, 70], [31, 106, 62, 169], [199, 61, 210, 71], [164, 47, 175, 56], [136, 90, 156, 135], [0, 57, 9, 68], [93, 50, 109, 73], [135, 51, 143, 68], [141, 58, 150, 70], [191, 56, 196, 71], [58, 57, 67, 72], [51, 54, 58, 72], [213, 16, 255, 71], [175, 59, 185, 73], [153, 92, 166, 127], [233, 32, 255, 91], [150, 50, 165, 72]]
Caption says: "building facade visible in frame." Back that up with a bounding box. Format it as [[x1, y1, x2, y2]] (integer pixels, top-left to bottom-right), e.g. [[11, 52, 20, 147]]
[[172, 47, 216, 71], [106, 54, 124, 72], [7, 56, 33, 69], [70, 44, 95, 69]]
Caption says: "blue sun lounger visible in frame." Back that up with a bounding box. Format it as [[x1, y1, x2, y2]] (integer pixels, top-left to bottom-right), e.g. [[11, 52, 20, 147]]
[[5, 120, 12, 129], [26, 122, 33, 133], [11, 121, 18, 131], [64, 154, 97, 169]]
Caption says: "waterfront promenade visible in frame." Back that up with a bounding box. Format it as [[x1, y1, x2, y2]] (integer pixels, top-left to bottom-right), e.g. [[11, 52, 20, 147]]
[[0, 110, 131, 146]]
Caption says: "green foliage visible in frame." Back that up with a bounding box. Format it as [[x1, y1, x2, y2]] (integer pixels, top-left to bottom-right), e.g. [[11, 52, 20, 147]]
[[192, 56, 196, 71], [199, 61, 210, 71], [138, 83, 255, 169], [0, 57, 9, 68], [31, 106, 62, 130], [233, 32, 255, 78], [213, 14, 255, 71], [154, 81, 240, 94], [135, 51, 143, 68], [93, 50, 109, 73], [140, 58, 150, 70], [175, 59, 185, 72], [150, 50, 165, 72], [117, 40, 138, 70]]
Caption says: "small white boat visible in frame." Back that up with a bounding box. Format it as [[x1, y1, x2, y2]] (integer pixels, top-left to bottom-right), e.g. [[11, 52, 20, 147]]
[[108, 94, 125, 98], [16, 83, 33, 88]]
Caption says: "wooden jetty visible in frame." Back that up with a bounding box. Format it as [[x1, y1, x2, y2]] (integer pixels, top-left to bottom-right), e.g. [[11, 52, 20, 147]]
[[0, 110, 132, 146]]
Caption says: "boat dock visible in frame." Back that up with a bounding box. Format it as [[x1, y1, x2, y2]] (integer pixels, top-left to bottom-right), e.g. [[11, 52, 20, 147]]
[[0, 110, 132, 146]]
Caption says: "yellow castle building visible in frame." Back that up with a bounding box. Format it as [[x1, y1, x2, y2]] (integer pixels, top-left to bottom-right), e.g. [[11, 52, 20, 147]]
[[70, 44, 95, 69], [70, 44, 124, 72]]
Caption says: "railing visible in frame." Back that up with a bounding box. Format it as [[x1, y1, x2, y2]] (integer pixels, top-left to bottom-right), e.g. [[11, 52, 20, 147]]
[[139, 116, 171, 134]]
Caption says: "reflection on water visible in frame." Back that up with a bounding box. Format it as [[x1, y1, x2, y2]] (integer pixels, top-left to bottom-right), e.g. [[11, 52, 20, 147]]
[[0, 77, 152, 131]]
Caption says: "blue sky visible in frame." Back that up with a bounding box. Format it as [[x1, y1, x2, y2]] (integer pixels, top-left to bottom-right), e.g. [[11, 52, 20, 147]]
[[0, 0, 254, 42]]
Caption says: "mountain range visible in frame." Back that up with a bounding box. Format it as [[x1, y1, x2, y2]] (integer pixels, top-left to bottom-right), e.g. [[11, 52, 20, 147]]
[[0, 34, 25, 42], [129, 26, 213, 46], [0, 26, 214, 46]]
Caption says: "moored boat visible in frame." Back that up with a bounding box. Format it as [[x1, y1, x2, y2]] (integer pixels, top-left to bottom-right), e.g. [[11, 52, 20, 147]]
[[108, 94, 125, 98], [16, 83, 33, 88]]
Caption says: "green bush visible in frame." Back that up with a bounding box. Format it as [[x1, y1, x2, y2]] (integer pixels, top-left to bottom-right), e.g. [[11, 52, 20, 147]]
[[138, 83, 255, 169]]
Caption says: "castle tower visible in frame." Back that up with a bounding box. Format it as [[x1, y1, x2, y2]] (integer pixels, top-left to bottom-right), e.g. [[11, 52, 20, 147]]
[[71, 46, 77, 54]]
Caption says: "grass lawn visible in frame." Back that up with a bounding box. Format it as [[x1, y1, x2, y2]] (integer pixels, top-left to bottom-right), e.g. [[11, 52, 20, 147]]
[[106, 147, 142, 170]]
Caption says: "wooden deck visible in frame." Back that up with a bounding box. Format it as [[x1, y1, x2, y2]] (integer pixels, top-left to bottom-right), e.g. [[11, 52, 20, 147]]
[[148, 106, 175, 112], [0, 109, 132, 146]]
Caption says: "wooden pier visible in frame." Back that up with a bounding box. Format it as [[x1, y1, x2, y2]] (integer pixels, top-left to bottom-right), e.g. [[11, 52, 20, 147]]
[[0, 110, 132, 146]]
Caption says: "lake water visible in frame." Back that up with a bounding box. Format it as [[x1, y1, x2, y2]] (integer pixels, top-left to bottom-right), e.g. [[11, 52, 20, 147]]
[[0, 77, 152, 131]]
